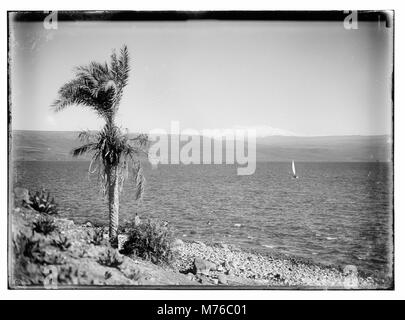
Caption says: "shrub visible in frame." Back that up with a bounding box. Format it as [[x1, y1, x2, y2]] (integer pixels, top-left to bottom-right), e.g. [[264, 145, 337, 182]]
[[125, 269, 142, 282], [57, 266, 87, 285], [27, 190, 58, 215], [122, 219, 174, 265], [104, 271, 112, 280], [41, 252, 65, 265], [89, 227, 107, 245], [12, 234, 44, 286], [98, 248, 123, 268], [32, 216, 57, 235], [15, 233, 64, 265], [12, 233, 65, 286], [51, 234, 72, 251], [13, 233, 45, 264], [119, 220, 136, 233]]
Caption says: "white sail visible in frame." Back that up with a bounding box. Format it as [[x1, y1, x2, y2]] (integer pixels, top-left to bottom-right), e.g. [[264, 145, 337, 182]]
[[292, 160, 296, 176]]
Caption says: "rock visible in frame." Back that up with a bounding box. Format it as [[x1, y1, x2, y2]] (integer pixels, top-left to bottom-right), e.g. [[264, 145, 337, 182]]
[[254, 279, 268, 285], [343, 265, 358, 276], [234, 223, 242, 228], [211, 278, 219, 285], [217, 265, 224, 272], [193, 258, 216, 275], [186, 272, 195, 281], [118, 234, 128, 251], [220, 243, 229, 250], [193, 240, 206, 247], [343, 265, 359, 288], [196, 275, 211, 285], [225, 269, 232, 276], [13, 187, 30, 206], [134, 214, 141, 226], [218, 274, 227, 285], [172, 239, 184, 248], [85, 222, 93, 227], [55, 219, 75, 230]]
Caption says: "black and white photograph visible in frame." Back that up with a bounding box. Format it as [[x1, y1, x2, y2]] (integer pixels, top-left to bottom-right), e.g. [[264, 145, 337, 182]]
[[7, 10, 394, 290]]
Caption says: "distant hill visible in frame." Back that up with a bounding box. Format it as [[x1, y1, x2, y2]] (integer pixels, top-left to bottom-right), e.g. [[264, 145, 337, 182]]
[[255, 135, 392, 162], [11, 131, 87, 161], [10, 130, 392, 162]]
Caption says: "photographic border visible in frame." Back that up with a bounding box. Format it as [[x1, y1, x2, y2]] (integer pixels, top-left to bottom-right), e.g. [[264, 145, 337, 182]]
[[6, 9, 395, 291]]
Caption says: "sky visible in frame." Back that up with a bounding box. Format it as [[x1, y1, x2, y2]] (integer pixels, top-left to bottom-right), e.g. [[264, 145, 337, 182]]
[[10, 19, 393, 136]]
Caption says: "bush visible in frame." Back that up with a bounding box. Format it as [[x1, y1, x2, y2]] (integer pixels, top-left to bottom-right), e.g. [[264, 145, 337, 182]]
[[126, 269, 142, 281], [122, 219, 174, 265], [119, 220, 136, 233], [12, 233, 65, 286], [32, 216, 57, 235], [27, 190, 58, 215], [51, 234, 72, 251], [89, 227, 107, 245], [98, 248, 123, 268], [13, 233, 45, 264], [12, 234, 44, 286], [57, 266, 87, 285], [14, 233, 64, 265]]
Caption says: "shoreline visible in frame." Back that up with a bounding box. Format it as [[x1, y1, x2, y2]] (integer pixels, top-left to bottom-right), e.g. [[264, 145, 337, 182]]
[[172, 239, 384, 288], [10, 204, 391, 289], [85, 216, 388, 283], [198, 237, 382, 281]]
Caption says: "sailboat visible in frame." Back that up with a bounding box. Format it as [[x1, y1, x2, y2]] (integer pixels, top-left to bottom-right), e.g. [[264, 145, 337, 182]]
[[292, 160, 299, 179]]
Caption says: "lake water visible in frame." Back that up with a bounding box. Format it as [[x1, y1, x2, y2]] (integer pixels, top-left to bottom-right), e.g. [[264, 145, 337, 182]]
[[13, 161, 393, 280]]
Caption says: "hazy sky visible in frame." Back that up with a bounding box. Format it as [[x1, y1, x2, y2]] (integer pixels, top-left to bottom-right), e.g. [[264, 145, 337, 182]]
[[10, 19, 393, 136]]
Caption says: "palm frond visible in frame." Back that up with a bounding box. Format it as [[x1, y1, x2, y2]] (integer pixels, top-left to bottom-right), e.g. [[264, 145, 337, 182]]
[[75, 124, 143, 195], [51, 78, 92, 112], [78, 130, 97, 143], [71, 142, 97, 157], [51, 45, 131, 120], [130, 133, 149, 148], [107, 45, 130, 109], [118, 45, 130, 88], [51, 76, 115, 119], [75, 61, 110, 84]]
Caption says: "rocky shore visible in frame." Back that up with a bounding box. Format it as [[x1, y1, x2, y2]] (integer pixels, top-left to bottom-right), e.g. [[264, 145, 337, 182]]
[[10, 193, 385, 289], [172, 240, 381, 288]]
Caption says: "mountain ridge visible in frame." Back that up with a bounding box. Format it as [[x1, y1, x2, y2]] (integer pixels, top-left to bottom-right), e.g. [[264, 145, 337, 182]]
[[10, 130, 392, 162]]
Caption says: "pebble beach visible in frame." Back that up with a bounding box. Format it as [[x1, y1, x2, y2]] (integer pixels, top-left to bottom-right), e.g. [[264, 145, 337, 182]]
[[172, 239, 381, 288]]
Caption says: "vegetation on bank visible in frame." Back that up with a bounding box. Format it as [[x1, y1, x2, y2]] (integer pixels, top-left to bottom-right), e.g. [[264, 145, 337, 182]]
[[10, 188, 388, 289], [121, 220, 174, 265], [10, 188, 190, 287]]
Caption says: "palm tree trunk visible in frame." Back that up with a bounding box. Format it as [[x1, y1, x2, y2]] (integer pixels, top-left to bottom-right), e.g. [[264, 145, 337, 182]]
[[108, 165, 120, 247]]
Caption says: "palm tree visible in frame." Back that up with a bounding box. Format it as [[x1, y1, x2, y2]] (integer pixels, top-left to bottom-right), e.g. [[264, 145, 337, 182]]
[[52, 45, 148, 246]]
